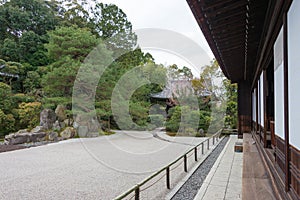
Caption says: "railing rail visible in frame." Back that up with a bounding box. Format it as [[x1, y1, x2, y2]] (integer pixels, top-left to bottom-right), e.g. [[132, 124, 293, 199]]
[[114, 129, 223, 200]]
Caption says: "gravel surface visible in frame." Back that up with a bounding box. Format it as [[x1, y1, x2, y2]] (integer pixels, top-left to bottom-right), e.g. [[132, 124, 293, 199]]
[[0, 130, 208, 200], [171, 136, 229, 200]]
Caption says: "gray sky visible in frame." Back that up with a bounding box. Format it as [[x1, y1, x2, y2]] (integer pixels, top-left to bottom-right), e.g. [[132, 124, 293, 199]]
[[98, 0, 214, 76]]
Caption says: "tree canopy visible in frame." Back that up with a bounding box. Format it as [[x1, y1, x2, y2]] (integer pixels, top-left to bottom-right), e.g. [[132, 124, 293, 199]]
[[0, 0, 237, 137]]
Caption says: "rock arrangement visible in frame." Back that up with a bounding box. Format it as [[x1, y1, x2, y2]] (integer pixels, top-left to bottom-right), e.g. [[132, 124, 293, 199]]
[[4, 105, 78, 145], [4, 127, 57, 145]]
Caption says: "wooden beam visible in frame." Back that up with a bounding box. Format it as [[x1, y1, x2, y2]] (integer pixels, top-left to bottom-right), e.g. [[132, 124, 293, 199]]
[[203, 0, 240, 11], [212, 29, 245, 40], [205, 5, 246, 19], [210, 22, 246, 33], [216, 34, 245, 44], [210, 21, 246, 33], [218, 45, 244, 53], [207, 7, 246, 21], [188, 0, 231, 79], [217, 42, 244, 51], [203, 0, 247, 13]]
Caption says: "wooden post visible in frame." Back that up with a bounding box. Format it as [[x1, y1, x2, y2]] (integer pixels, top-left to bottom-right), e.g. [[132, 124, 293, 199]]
[[207, 139, 210, 150], [194, 147, 198, 161], [166, 167, 170, 189], [135, 186, 140, 200], [213, 136, 215, 145], [184, 155, 187, 172], [202, 143, 204, 154]]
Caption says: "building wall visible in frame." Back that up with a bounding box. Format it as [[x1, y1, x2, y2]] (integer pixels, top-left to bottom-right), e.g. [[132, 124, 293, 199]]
[[288, 0, 300, 149]]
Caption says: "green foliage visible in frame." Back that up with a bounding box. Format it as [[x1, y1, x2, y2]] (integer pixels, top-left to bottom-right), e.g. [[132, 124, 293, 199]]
[[199, 110, 211, 131], [24, 71, 41, 93], [168, 64, 193, 80], [0, 109, 15, 136], [45, 26, 99, 62], [1, 39, 19, 61], [129, 101, 149, 127], [42, 97, 71, 110], [11, 93, 35, 105], [224, 80, 238, 128], [148, 114, 165, 128], [166, 104, 212, 135], [91, 3, 137, 53], [0, 82, 12, 113], [42, 60, 80, 97], [0, 0, 174, 134], [0, 0, 57, 65], [0, 60, 25, 92], [18, 31, 50, 66], [166, 106, 181, 132], [17, 102, 41, 129]]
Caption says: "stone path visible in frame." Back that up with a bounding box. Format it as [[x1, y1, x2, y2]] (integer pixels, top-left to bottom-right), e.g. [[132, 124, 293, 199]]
[[194, 135, 243, 200]]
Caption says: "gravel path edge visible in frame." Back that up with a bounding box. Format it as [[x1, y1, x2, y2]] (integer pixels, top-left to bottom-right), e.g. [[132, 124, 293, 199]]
[[165, 136, 228, 200]]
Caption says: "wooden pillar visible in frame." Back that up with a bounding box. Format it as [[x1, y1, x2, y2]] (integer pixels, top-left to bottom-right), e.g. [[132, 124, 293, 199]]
[[255, 86, 259, 134], [263, 71, 268, 148], [238, 81, 251, 138], [283, 12, 290, 192]]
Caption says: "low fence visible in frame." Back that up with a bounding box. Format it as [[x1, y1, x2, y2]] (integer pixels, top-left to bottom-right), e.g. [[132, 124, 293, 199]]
[[114, 129, 223, 200]]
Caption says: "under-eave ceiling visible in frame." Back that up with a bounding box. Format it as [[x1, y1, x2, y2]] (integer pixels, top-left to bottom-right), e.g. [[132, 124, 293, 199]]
[[187, 0, 270, 83]]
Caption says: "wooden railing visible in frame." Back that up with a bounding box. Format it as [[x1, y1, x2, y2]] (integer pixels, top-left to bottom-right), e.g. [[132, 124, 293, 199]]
[[114, 129, 223, 200]]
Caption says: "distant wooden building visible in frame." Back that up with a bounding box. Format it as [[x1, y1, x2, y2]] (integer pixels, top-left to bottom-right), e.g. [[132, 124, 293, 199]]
[[151, 79, 211, 100], [187, 0, 299, 199]]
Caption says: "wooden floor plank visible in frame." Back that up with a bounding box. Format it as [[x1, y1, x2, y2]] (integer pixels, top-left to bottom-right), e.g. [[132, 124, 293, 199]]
[[242, 133, 277, 200]]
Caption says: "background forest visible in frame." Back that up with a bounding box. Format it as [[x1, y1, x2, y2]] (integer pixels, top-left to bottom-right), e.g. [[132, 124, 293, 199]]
[[0, 0, 237, 137]]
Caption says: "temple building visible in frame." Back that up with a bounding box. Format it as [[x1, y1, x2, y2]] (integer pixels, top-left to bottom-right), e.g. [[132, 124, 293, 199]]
[[187, 0, 299, 199]]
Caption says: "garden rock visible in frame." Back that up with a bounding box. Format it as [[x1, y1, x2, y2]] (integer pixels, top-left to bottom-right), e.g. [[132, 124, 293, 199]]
[[60, 127, 76, 139], [29, 132, 47, 142], [31, 126, 46, 133], [40, 109, 56, 129], [78, 126, 88, 137], [59, 122, 66, 129], [55, 105, 66, 122], [4, 132, 29, 145], [4, 130, 46, 145], [52, 120, 61, 131], [64, 118, 73, 126], [48, 132, 58, 141]]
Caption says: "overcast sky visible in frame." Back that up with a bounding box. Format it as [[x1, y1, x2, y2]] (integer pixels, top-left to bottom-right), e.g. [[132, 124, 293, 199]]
[[98, 0, 214, 76]]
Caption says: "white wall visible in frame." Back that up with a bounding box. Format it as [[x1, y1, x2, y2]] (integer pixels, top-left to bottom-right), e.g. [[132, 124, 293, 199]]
[[274, 27, 285, 139], [260, 73, 264, 127], [252, 89, 256, 121], [288, 0, 300, 149]]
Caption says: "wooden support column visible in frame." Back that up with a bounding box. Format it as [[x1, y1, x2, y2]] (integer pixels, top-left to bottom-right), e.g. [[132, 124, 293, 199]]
[[263, 71, 268, 148], [283, 12, 290, 193], [238, 81, 251, 138], [256, 86, 259, 134]]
